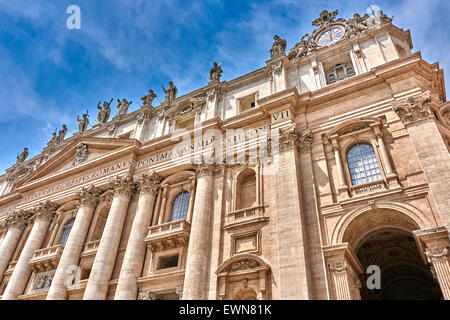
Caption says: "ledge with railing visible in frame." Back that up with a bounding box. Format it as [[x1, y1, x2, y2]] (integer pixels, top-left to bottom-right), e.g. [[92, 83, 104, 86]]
[[29, 245, 64, 272], [224, 205, 268, 229], [145, 220, 191, 252]]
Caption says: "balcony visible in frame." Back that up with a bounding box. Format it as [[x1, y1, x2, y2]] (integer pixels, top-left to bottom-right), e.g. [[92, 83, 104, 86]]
[[224, 205, 268, 230], [144, 220, 190, 252], [350, 180, 385, 196], [29, 245, 64, 272], [79, 239, 100, 269]]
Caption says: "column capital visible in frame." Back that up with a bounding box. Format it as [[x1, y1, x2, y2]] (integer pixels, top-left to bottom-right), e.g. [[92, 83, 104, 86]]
[[328, 260, 347, 273], [76, 184, 102, 208], [110, 174, 135, 197], [5, 210, 33, 230], [34, 200, 59, 221], [137, 171, 162, 195], [425, 246, 449, 263], [196, 163, 221, 178], [392, 91, 434, 126]]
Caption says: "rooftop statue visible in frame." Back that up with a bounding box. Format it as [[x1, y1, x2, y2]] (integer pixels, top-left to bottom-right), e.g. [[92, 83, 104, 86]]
[[210, 62, 223, 82], [270, 35, 287, 57], [162, 81, 177, 102], [141, 89, 157, 108], [117, 98, 132, 116], [97, 98, 113, 124], [57, 124, 67, 143], [77, 111, 89, 133], [346, 13, 370, 37], [16, 147, 29, 164], [47, 131, 58, 146]]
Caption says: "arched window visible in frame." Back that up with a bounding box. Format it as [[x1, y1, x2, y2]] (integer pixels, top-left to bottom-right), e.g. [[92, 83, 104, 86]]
[[170, 191, 190, 221], [347, 143, 382, 186], [59, 218, 75, 246]]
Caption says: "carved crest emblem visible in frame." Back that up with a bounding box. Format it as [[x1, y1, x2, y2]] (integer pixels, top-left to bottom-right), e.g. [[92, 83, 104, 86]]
[[72, 143, 89, 166]]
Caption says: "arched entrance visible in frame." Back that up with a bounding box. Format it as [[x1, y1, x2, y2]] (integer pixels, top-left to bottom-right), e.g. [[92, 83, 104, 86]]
[[326, 204, 446, 300], [356, 228, 442, 300]]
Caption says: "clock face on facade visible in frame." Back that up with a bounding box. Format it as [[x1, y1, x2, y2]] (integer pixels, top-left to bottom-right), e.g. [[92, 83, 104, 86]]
[[318, 28, 344, 46]]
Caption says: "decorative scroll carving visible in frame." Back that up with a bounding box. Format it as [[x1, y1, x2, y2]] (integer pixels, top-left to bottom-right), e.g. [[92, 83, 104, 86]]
[[3, 209, 32, 230], [226, 258, 261, 272], [138, 290, 157, 300], [35, 200, 59, 221], [425, 246, 449, 263], [176, 284, 183, 300], [329, 260, 347, 272], [278, 126, 312, 153], [392, 92, 433, 125], [296, 128, 312, 154], [110, 175, 135, 197], [288, 9, 392, 60], [76, 184, 102, 207], [72, 143, 89, 166], [33, 273, 54, 291], [137, 171, 162, 195], [268, 61, 282, 81]]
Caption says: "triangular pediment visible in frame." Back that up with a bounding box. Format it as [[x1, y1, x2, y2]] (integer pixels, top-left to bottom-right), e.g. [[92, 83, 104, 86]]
[[16, 137, 139, 190]]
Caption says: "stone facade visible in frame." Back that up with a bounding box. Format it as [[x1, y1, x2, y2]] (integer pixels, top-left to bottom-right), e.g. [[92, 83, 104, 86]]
[[0, 9, 449, 300]]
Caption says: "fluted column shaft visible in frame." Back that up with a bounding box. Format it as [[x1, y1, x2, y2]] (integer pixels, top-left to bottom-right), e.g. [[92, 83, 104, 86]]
[[2, 202, 57, 300], [182, 164, 217, 300], [46, 186, 100, 300], [83, 176, 134, 300], [115, 173, 161, 300], [0, 211, 30, 282], [426, 246, 450, 300]]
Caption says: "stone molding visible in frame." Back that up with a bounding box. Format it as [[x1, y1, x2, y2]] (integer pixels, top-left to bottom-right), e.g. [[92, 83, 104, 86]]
[[196, 163, 221, 178]]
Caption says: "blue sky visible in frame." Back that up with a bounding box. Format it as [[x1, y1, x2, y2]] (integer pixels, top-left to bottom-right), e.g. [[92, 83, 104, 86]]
[[0, 0, 449, 173]]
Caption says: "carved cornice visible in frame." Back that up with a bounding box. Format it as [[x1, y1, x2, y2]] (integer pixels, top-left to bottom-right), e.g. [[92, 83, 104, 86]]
[[76, 184, 102, 208], [137, 171, 162, 195], [34, 200, 59, 221], [425, 246, 449, 263], [392, 92, 434, 125], [110, 175, 135, 197]]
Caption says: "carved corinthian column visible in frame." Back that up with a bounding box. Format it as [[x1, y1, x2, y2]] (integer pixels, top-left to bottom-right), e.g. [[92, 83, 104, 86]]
[[182, 163, 219, 300], [46, 185, 101, 300], [0, 210, 32, 283], [83, 175, 134, 300], [115, 172, 161, 300], [425, 246, 450, 300], [2, 201, 58, 300]]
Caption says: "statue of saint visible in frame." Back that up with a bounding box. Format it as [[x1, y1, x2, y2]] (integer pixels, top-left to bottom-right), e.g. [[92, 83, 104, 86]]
[[210, 62, 223, 82], [97, 99, 113, 124], [270, 35, 287, 56], [57, 124, 67, 143], [47, 131, 58, 146], [77, 111, 89, 133], [141, 89, 157, 108], [162, 81, 177, 102], [16, 147, 29, 164], [117, 99, 132, 116]]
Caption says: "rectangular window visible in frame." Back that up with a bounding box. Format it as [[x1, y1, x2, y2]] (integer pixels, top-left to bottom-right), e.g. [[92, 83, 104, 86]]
[[176, 117, 195, 130], [239, 95, 256, 113], [157, 254, 179, 270]]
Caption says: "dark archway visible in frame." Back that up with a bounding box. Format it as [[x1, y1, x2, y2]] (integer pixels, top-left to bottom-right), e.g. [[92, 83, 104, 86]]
[[356, 228, 442, 300]]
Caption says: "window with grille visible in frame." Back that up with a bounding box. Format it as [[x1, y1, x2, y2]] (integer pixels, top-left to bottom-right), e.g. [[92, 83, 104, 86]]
[[347, 143, 382, 186], [170, 191, 190, 221], [59, 218, 75, 246]]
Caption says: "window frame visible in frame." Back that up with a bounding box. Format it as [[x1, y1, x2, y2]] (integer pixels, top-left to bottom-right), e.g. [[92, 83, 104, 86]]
[[169, 191, 190, 222], [345, 142, 383, 187]]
